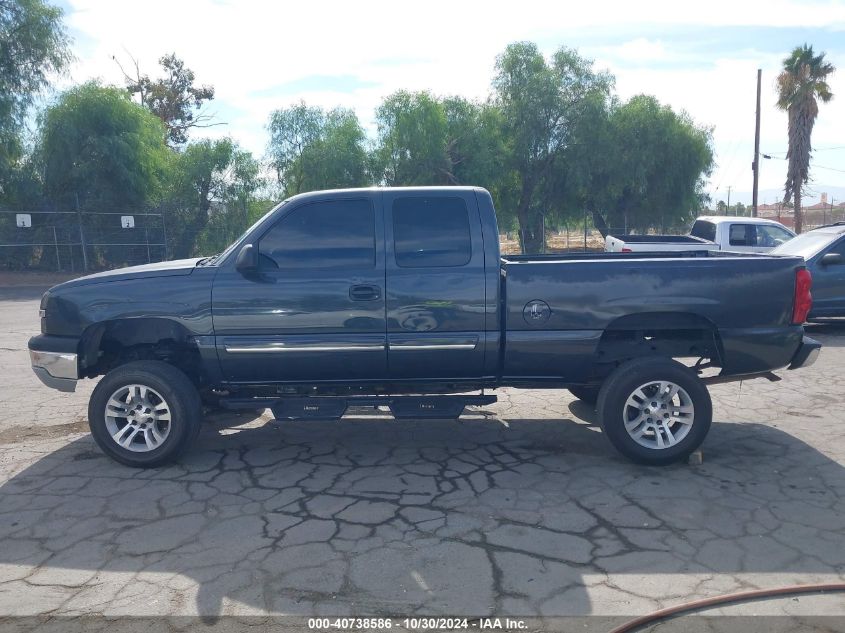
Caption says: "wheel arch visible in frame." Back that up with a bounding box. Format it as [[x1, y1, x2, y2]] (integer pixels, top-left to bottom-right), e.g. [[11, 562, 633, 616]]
[[79, 317, 199, 378], [596, 310, 724, 367]]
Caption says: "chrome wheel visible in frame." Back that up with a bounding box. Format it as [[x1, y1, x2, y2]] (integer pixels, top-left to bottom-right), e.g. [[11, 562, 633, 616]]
[[623, 381, 694, 450], [104, 384, 172, 452]]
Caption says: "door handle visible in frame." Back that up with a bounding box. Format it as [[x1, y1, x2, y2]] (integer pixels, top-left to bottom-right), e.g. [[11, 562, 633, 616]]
[[349, 284, 381, 301]]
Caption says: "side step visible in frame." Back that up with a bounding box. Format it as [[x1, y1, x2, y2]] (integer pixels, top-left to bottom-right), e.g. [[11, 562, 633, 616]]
[[220, 394, 497, 421]]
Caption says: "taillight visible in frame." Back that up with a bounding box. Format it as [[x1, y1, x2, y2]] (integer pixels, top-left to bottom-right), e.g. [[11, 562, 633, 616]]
[[621, 247, 633, 253], [792, 268, 813, 324]]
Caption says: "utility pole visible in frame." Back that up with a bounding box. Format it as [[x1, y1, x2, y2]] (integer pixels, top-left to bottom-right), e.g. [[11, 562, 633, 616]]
[[752, 68, 762, 217], [727, 186, 732, 215]]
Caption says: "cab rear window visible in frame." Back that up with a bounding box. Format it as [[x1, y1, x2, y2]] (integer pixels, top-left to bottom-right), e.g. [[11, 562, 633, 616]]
[[392, 197, 472, 267], [690, 220, 716, 242]]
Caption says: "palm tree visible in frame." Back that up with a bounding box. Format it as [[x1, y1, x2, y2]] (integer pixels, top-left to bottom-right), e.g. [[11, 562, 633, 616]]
[[776, 44, 834, 234]]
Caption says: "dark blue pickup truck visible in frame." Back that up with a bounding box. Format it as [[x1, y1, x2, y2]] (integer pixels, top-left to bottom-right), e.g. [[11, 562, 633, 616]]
[[28, 187, 820, 467]]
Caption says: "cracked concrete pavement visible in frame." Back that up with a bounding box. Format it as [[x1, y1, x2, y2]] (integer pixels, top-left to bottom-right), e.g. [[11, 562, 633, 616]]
[[1, 286, 845, 621]]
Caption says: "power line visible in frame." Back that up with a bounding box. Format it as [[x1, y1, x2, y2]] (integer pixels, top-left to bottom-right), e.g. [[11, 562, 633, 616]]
[[813, 164, 845, 174], [762, 146, 845, 157]]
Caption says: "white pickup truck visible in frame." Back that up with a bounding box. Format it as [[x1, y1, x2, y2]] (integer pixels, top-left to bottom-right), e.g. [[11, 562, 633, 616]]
[[605, 216, 796, 253]]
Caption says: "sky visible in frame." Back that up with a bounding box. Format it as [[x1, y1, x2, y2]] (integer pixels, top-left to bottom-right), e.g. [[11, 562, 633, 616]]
[[53, 0, 845, 206]]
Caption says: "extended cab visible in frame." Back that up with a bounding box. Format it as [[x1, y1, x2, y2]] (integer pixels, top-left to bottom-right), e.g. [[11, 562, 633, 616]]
[[29, 187, 820, 467]]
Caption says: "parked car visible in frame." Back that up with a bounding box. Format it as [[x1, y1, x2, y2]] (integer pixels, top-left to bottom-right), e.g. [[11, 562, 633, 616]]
[[605, 216, 795, 253], [771, 222, 845, 318], [29, 187, 820, 468]]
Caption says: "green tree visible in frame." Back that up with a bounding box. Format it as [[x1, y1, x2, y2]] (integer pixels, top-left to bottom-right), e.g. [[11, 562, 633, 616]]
[[168, 139, 266, 258], [267, 102, 368, 196], [442, 98, 505, 186], [226, 148, 263, 215], [209, 148, 265, 252], [0, 0, 69, 189], [39, 82, 170, 209], [120, 53, 216, 146], [372, 92, 506, 194], [374, 91, 450, 185], [776, 44, 834, 233], [545, 89, 615, 235], [492, 42, 613, 253], [168, 138, 234, 258], [592, 95, 713, 234]]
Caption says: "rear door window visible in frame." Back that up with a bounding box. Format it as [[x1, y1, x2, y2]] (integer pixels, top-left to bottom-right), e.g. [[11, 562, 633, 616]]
[[690, 220, 716, 242], [729, 224, 756, 247], [392, 197, 472, 267]]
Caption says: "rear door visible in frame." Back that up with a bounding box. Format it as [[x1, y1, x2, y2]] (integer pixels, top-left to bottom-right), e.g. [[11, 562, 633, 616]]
[[383, 190, 487, 379], [212, 194, 387, 383], [726, 223, 757, 252]]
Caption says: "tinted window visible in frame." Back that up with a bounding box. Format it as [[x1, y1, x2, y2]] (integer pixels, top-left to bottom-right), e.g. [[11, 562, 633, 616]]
[[690, 220, 716, 242], [259, 199, 375, 269], [393, 197, 471, 267], [729, 224, 755, 246], [825, 238, 845, 258]]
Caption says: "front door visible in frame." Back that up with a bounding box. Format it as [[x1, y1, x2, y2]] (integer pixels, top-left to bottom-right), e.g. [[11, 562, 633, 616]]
[[812, 237, 845, 316], [383, 190, 487, 380], [212, 194, 387, 384]]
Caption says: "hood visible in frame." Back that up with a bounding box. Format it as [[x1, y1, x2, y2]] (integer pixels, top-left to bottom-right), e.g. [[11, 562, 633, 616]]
[[49, 258, 203, 291]]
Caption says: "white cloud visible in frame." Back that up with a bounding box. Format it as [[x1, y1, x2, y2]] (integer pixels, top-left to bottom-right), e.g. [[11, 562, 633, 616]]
[[614, 38, 667, 62], [60, 0, 845, 201]]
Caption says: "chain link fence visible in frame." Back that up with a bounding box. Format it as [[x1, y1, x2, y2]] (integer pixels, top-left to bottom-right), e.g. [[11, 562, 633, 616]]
[[0, 208, 169, 273], [7, 203, 839, 272], [500, 225, 689, 255]]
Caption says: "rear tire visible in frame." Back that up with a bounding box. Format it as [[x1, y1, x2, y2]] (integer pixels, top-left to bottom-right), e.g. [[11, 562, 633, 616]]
[[88, 361, 202, 468], [596, 357, 712, 466], [568, 386, 600, 405]]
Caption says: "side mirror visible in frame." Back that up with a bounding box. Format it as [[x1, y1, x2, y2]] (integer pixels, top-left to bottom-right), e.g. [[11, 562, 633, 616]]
[[820, 252, 843, 266], [235, 244, 258, 274]]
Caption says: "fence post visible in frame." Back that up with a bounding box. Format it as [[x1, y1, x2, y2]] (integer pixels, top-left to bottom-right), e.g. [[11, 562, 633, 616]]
[[52, 226, 61, 271], [583, 209, 588, 251], [145, 227, 151, 263], [75, 194, 88, 272], [160, 209, 169, 260]]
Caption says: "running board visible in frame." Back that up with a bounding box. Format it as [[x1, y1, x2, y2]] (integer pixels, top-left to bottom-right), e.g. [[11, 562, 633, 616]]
[[219, 394, 497, 420], [701, 371, 781, 386]]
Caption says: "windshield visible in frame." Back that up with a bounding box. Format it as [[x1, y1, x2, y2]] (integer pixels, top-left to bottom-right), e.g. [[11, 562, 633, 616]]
[[770, 231, 837, 259], [209, 201, 287, 264]]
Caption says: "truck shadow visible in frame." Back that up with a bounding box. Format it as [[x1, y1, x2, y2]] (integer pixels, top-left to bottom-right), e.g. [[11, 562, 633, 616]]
[[1, 411, 844, 618]]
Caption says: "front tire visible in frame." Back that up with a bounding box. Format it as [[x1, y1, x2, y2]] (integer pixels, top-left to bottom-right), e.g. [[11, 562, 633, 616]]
[[596, 357, 712, 466], [88, 361, 202, 468]]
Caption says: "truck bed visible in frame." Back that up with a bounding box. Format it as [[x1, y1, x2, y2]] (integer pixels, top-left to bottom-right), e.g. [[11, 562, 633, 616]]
[[605, 233, 715, 252], [608, 234, 709, 243], [500, 251, 806, 378]]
